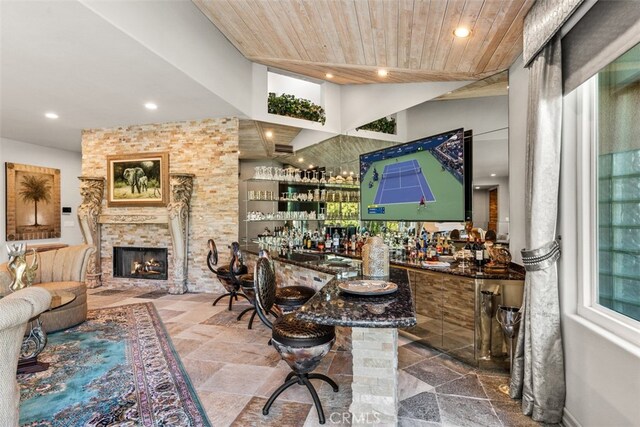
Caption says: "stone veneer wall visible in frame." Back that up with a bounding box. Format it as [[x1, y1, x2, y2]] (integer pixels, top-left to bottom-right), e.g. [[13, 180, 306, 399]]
[[243, 253, 334, 291], [81, 118, 239, 293]]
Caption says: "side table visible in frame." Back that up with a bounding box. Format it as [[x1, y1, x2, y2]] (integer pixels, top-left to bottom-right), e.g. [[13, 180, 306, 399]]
[[18, 290, 76, 374]]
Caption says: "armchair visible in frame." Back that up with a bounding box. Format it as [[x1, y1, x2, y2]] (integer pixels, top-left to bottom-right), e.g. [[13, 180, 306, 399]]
[[0, 287, 51, 426], [0, 245, 95, 333]]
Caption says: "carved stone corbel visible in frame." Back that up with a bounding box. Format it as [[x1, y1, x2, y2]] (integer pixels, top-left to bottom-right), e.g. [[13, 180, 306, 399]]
[[77, 176, 105, 288], [167, 173, 194, 294]]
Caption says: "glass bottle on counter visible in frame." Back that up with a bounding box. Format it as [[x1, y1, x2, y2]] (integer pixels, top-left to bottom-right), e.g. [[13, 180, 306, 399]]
[[332, 230, 340, 251], [474, 238, 484, 267]]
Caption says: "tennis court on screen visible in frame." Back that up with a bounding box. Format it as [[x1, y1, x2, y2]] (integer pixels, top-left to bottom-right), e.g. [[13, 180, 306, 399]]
[[373, 159, 436, 205]]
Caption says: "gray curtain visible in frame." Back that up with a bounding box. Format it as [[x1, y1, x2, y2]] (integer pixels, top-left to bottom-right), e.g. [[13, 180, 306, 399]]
[[509, 35, 565, 424]]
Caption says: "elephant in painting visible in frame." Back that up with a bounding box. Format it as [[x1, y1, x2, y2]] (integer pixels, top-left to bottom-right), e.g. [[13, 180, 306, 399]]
[[123, 167, 146, 194], [138, 176, 148, 192]]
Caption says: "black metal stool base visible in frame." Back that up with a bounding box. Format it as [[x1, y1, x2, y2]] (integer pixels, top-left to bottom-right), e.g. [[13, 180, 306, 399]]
[[263, 373, 339, 425], [237, 307, 257, 329], [212, 290, 249, 310]]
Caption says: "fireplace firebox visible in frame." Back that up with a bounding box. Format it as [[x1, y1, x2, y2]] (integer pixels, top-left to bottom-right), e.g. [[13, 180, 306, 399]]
[[113, 246, 168, 280]]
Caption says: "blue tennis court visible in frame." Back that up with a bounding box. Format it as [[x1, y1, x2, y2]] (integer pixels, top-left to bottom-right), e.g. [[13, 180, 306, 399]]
[[373, 159, 436, 205]]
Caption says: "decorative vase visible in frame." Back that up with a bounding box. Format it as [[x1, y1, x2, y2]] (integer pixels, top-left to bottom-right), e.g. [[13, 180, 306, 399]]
[[362, 236, 389, 278]]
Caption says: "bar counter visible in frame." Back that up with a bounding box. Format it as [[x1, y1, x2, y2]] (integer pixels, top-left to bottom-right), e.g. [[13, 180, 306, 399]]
[[241, 243, 525, 281], [296, 267, 416, 328], [243, 243, 525, 369]]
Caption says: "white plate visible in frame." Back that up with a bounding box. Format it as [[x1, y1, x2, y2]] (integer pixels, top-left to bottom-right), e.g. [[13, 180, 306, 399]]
[[338, 280, 398, 296]]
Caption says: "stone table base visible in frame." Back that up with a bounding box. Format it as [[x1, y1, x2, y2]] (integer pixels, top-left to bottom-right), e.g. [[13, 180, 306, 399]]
[[349, 327, 398, 426]]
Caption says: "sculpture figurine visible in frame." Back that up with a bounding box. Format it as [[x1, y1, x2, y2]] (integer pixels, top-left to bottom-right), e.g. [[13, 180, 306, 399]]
[[6, 243, 38, 291], [485, 244, 512, 272]]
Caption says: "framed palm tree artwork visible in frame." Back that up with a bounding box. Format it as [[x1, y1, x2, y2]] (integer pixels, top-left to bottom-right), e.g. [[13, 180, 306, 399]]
[[5, 162, 61, 241]]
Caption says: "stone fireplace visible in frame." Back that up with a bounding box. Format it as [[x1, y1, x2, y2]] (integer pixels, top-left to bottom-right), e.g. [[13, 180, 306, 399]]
[[78, 118, 240, 294], [79, 173, 194, 293], [113, 246, 169, 280]]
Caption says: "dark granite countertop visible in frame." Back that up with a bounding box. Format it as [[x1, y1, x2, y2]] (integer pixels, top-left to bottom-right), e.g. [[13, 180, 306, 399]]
[[241, 244, 361, 276], [241, 243, 524, 281], [296, 267, 417, 328]]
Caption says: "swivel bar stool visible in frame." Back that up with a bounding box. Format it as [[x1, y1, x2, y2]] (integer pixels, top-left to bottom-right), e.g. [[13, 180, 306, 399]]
[[236, 273, 258, 328], [207, 240, 249, 310], [235, 254, 315, 329], [253, 257, 339, 424]]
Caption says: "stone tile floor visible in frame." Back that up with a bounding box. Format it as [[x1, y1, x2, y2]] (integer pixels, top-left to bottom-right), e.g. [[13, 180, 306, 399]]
[[87, 288, 550, 427]]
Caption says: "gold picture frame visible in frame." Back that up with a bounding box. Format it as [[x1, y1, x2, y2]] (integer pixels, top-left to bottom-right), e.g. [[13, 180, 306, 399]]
[[106, 152, 169, 207], [5, 162, 61, 241]]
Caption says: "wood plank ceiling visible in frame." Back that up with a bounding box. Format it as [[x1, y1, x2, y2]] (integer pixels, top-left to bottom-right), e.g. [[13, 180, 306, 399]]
[[194, 0, 534, 84], [239, 120, 302, 159]]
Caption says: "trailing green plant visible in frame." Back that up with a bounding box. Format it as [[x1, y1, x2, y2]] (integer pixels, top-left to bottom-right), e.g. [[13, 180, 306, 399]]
[[268, 92, 326, 125], [356, 116, 396, 134]]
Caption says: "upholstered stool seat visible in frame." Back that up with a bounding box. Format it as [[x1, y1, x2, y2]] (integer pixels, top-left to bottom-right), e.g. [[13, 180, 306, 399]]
[[239, 273, 254, 287], [273, 313, 335, 348], [275, 286, 316, 311]]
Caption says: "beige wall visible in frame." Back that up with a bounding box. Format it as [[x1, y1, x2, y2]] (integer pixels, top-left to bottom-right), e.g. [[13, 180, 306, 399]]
[[81, 118, 239, 293]]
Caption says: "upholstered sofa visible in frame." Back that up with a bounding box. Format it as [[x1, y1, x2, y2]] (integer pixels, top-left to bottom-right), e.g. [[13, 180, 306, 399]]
[[0, 286, 52, 426], [0, 245, 95, 333]]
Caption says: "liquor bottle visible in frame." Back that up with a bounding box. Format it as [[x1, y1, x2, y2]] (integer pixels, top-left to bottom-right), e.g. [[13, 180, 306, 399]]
[[332, 230, 340, 251], [436, 237, 443, 255], [474, 239, 484, 267]]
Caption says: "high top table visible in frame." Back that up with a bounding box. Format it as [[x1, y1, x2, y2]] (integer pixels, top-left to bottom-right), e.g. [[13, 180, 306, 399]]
[[297, 268, 416, 426]]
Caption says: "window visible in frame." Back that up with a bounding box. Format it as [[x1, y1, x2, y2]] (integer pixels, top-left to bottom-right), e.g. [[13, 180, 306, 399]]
[[596, 43, 640, 322], [573, 40, 640, 345]]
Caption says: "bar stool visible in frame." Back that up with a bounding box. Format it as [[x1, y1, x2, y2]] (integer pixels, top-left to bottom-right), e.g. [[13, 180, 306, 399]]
[[236, 273, 258, 328], [235, 254, 316, 329], [207, 240, 249, 310], [253, 257, 338, 424]]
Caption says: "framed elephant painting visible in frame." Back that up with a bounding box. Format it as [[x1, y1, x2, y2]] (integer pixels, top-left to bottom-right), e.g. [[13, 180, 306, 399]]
[[5, 162, 61, 241], [106, 152, 169, 207]]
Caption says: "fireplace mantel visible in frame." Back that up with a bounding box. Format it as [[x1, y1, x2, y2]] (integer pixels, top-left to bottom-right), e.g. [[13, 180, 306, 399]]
[[78, 173, 194, 294], [98, 214, 169, 224]]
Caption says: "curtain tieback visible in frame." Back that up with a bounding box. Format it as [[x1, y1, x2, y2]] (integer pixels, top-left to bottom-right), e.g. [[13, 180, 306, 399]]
[[521, 240, 561, 271]]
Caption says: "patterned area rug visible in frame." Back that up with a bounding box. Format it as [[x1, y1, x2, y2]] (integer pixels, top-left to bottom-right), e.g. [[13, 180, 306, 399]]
[[18, 303, 211, 427]]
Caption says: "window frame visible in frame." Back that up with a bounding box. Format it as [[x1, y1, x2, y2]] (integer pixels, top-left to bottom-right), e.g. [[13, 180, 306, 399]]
[[575, 75, 640, 346]]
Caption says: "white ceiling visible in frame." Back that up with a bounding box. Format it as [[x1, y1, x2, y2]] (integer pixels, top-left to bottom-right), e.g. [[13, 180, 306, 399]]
[[0, 1, 241, 152]]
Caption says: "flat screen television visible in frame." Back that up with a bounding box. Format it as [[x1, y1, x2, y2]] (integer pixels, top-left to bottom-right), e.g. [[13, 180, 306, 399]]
[[359, 128, 472, 222]]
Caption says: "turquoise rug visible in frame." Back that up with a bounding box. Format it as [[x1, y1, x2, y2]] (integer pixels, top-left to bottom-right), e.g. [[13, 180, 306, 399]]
[[18, 303, 211, 426]]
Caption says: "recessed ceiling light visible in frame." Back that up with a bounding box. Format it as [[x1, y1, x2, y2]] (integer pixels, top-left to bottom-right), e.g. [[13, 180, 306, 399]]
[[144, 102, 158, 110], [447, 91, 452, 94], [325, 73, 334, 79], [490, 173, 496, 177], [342, 171, 347, 175], [349, 171, 354, 175], [45, 112, 59, 119], [475, 186, 481, 189], [309, 164, 314, 169], [298, 157, 304, 162], [453, 27, 471, 38], [265, 130, 273, 138], [237, 150, 241, 154], [377, 69, 388, 77]]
